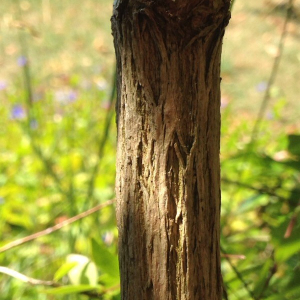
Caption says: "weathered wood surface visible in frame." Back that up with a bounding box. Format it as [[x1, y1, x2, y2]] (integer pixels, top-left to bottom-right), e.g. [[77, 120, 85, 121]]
[[112, 1, 230, 299]]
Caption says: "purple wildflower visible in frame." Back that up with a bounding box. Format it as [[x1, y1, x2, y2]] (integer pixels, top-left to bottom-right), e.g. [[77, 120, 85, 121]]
[[68, 90, 77, 101], [0, 80, 7, 91], [17, 56, 28, 67], [256, 82, 268, 92], [11, 105, 26, 120]]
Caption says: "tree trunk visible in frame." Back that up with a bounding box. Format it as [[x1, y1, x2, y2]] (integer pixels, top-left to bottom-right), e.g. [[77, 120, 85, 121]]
[[111, 1, 230, 299]]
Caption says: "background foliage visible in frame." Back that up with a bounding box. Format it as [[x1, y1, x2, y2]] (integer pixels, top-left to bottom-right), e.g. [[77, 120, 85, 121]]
[[0, 0, 299, 299]]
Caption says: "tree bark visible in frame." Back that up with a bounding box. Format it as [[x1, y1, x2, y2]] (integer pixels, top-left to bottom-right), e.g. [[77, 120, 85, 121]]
[[111, 1, 230, 299]]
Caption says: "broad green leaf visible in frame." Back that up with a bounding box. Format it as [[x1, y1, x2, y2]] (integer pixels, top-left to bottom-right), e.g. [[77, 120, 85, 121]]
[[91, 239, 119, 281], [99, 273, 120, 287], [237, 194, 268, 213], [253, 259, 273, 296], [42, 284, 95, 295], [54, 262, 77, 281], [80, 261, 98, 285], [6, 212, 33, 230], [276, 240, 300, 262], [66, 254, 98, 286], [271, 219, 300, 262]]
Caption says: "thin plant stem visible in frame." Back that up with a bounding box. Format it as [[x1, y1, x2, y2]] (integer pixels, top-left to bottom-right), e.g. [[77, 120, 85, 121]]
[[225, 0, 295, 213], [15, 1, 68, 197], [0, 199, 114, 253], [84, 68, 117, 209], [249, 0, 294, 148], [0, 266, 119, 299], [222, 10, 296, 293], [256, 252, 277, 300], [65, 114, 78, 248], [16, 2, 79, 252], [221, 245, 257, 300], [222, 177, 286, 200]]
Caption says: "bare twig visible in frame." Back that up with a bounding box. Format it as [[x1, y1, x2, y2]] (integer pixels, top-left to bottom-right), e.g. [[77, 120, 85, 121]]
[[0, 266, 59, 286], [221, 245, 257, 300], [0, 266, 111, 299], [222, 178, 286, 200], [221, 253, 246, 260], [0, 199, 114, 253]]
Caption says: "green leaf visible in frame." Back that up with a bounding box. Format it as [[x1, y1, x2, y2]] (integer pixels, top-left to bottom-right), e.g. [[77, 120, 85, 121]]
[[42, 285, 95, 295], [271, 219, 300, 262], [237, 194, 268, 213], [99, 273, 119, 287], [54, 262, 77, 281], [91, 239, 119, 281], [66, 254, 98, 286], [6, 212, 33, 230], [253, 259, 273, 296], [288, 134, 300, 157]]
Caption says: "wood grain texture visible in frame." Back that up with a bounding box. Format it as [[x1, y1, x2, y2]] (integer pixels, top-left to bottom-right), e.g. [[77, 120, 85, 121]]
[[112, 1, 230, 299]]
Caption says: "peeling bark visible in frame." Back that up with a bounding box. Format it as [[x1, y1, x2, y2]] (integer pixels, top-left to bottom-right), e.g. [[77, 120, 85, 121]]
[[112, 1, 230, 299]]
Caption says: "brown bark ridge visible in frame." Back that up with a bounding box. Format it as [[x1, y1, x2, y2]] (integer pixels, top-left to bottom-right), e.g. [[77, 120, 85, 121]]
[[111, 1, 230, 299]]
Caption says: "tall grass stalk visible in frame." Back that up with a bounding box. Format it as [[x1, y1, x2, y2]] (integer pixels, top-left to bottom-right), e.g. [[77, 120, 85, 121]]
[[16, 0, 77, 250], [84, 68, 117, 210]]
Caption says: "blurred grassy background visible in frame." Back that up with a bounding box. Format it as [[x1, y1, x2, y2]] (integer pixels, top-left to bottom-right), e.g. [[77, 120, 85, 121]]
[[222, 0, 300, 124], [0, 1, 300, 299]]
